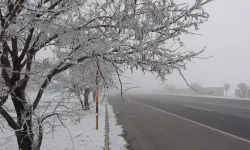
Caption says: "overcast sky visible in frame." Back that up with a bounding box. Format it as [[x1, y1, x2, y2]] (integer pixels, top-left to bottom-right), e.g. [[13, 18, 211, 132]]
[[123, 0, 250, 94]]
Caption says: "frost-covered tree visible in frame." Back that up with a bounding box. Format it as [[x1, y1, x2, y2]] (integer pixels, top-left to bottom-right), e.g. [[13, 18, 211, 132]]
[[223, 83, 230, 96], [237, 82, 249, 98], [0, 0, 213, 149], [52, 61, 115, 110], [237, 83, 249, 90]]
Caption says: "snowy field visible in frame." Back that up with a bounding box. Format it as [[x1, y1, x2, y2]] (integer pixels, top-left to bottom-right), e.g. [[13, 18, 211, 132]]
[[0, 93, 127, 150]]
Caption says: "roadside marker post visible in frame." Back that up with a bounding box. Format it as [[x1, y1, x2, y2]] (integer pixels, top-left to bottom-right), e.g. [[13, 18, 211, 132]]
[[96, 71, 99, 130]]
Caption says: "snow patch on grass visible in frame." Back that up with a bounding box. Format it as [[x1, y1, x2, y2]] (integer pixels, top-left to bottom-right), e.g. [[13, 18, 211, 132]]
[[0, 93, 106, 150], [41, 104, 105, 150], [0, 92, 128, 150]]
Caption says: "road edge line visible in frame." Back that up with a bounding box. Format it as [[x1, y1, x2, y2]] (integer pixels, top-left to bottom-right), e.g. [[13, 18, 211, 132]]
[[132, 100, 250, 144], [105, 103, 110, 150]]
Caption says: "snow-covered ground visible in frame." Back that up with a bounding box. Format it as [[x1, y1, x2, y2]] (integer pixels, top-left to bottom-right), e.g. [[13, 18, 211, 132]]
[[108, 104, 127, 150], [41, 106, 105, 150], [0, 94, 127, 150]]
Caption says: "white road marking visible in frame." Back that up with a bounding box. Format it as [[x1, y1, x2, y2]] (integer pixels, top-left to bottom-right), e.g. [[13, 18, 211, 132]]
[[156, 99, 250, 119], [154, 98, 250, 110], [185, 101, 250, 110], [155, 100, 215, 112], [183, 105, 214, 112], [133, 100, 250, 144]]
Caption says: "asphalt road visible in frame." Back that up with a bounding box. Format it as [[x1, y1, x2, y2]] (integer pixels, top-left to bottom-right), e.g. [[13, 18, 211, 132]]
[[108, 93, 250, 150]]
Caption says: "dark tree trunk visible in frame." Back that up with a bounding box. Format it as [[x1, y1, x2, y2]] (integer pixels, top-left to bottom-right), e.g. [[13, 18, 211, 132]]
[[11, 88, 35, 150], [16, 124, 33, 150], [0, 41, 37, 150], [92, 89, 96, 102], [74, 86, 85, 110], [84, 88, 91, 110]]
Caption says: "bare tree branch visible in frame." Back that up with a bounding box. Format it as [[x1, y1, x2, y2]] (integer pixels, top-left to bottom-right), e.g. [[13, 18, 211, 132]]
[[0, 106, 18, 130]]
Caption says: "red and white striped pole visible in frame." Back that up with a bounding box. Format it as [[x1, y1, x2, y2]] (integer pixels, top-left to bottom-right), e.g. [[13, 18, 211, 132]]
[[96, 71, 99, 130]]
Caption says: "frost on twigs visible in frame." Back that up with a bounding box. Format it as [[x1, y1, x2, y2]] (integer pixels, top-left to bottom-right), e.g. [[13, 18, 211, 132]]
[[0, 0, 213, 149]]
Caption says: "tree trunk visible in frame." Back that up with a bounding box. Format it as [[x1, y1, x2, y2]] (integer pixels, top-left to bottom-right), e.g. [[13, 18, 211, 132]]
[[16, 124, 33, 150], [11, 88, 36, 150], [84, 88, 91, 110], [93, 89, 96, 102], [74, 86, 85, 110]]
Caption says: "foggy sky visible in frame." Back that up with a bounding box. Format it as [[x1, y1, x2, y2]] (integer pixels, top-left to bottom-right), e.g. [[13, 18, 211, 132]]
[[123, 0, 250, 95]]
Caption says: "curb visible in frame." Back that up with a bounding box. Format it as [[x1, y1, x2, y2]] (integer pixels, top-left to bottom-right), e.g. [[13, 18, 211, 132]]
[[104, 103, 110, 150]]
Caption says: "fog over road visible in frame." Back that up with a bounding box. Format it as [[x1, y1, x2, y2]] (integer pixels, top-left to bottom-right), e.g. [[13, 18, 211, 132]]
[[108, 93, 250, 150]]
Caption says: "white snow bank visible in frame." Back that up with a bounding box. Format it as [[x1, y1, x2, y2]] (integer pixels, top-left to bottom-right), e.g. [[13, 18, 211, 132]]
[[107, 104, 127, 150], [0, 92, 128, 150], [41, 104, 105, 150], [0, 94, 106, 150]]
